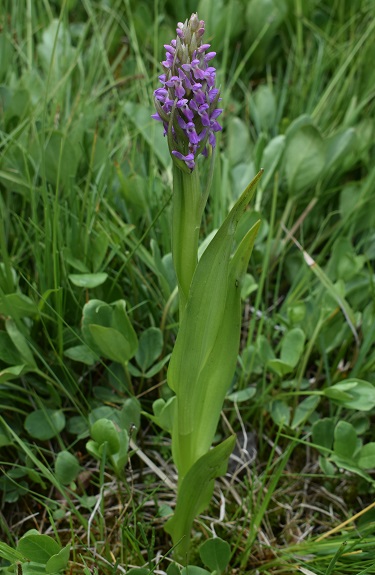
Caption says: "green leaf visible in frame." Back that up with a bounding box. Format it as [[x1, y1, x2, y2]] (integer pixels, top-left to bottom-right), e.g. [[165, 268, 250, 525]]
[[0, 364, 27, 383], [268, 328, 305, 376], [164, 435, 235, 560], [168, 171, 262, 478], [227, 387, 256, 402], [135, 327, 163, 372], [280, 328, 305, 367], [117, 397, 141, 433], [269, 400, 290, 427], [357, 443, 375, 470], [151, 397, 176, 433], [312, 418, 335, 454], [333, 421, 357, 459], [69, 273, 108, 288], [126, 569, 150, 575], [45, 544, 70, 573], [64, 344, 97, 365], [166, 564, 181, 575], [285, 123, 325, 195], [17, 534, 61, 564], [0, 331, 24, 364], [54, 451, 81, 485], [0, 293, 39, 318], [24, 409, 65, 441], [89, 325, 132, 364], [90, 419, 120, 455], [199, 537, 231, 574], [324, 128, 356, 174], [82, 299, 138, 363], [324, 379, 375, 411], [5, 319, 36, 368], [291, 396, 320, 429], [181, 568, 211, 575]]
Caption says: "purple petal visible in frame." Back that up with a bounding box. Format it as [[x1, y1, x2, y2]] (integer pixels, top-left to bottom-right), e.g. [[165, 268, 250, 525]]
[[197, 44, 211, 53], [172, 151, 195, 170]]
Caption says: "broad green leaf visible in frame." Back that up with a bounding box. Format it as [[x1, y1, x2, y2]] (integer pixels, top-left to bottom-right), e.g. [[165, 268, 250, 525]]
[[151, 397, 176, 433], [24, 409, 65, 441], [135, 327, 163, 372], [90, 419, 120, 455], [164, 436, 235, 560], [357, 443, 375, 470], [69, 273, 108, 288], [319, 456, 336, 476], [0, 293, 39, 318], [82, 299, 138, 362], [126, 570, 150, 575], [64, 344, 97, 365], [110, 429, 129, 473], [143, 353, 171, 378], [168, 171, 262, 478], [291, 396, 320, 429], [280, 328, 305, 367], [330, 455, 373, 483], [227, 387, 256, 402], [199, 537, 231, 574], [117, 398, 141, 433], [251, 85, 276, 131], [166, 564, 180, 575], [333, 421, 357, 459], [312, 418, 335, 454], [324, 379, 375, 411], [17, 534, 60, 564], [0, 331, 24, 364], [285, 123, 325, 195], [5, 319, 36, 368], [181, 568, 211, 575], [54, 452, 81, 485], [324, 128, 356, 174], [45, 544, 70, 574], [0, 364, 28, 383], [268, 328, 305, 376], [89, 325, 132, 364], [269, 400, 290, 427]]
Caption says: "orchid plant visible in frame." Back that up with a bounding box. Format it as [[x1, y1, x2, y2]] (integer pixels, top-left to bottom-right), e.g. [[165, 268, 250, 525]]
[[152, 14, 262, 559]]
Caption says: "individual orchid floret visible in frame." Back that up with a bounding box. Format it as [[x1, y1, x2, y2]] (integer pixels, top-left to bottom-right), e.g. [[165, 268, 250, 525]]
[[153, 13, 222, 172]]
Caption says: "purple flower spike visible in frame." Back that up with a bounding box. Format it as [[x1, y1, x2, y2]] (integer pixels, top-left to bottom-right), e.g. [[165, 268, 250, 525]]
[[152, 13, 222, 171]]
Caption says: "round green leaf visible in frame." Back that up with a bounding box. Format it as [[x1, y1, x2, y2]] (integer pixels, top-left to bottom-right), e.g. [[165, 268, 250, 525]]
[[55, 451, 81, 485], [69, 273, 108, 288], [17, 534, 60, 564], [357, 443, 375, 470], [24, 409, 65, 441], [91, 419, 120, 454], [45, 544, 70, 573], [199, 537, 231, 573]]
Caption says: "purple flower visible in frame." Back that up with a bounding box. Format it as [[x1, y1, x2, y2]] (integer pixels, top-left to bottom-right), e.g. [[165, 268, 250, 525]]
[[172, 151, 196, 170], [152, 13, 222, 171]]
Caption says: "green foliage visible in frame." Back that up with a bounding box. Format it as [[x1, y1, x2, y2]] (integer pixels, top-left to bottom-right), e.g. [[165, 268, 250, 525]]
[[0, 0, 375, 572], [0, 532, 70, 574]]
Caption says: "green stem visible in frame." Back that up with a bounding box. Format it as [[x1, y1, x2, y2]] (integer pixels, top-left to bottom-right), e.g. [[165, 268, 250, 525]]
[[172, 164, 203, 317]]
